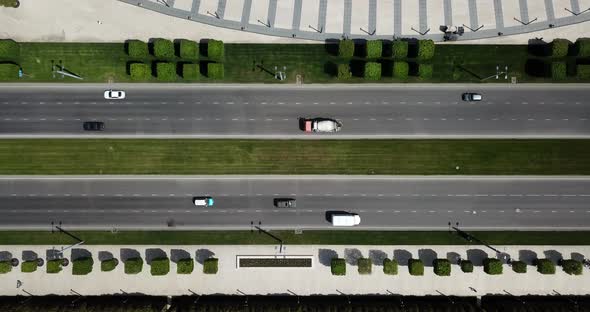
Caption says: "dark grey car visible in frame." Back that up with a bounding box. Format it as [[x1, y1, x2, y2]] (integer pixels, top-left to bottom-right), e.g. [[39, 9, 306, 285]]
[[274, 198, 296, 208], [83, 121, 105, 131]]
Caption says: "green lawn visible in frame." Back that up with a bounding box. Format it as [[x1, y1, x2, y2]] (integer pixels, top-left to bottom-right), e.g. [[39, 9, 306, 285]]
[[0, 230, 589, 245], [4, 42, 589, 83], [1, 139, 589, 175]]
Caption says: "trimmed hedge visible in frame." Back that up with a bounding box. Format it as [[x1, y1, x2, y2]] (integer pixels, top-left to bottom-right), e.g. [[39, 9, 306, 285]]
[[536, 258, 556, 274], [383, 258, 398, 275], [21, 261, 37, 273], [177, 258, 194, 274], [47, 259, 62, 274], [551, 39, 570, 58], [0, 261, 11, 273], [511, 260, 527, 273], [483, 258, 503, 275], [153, 38, 174, 58], [127, 40, 148, 58], [101, 259, 118, 272], [561, 259, 583, 275], [574, 38, 590, 56], [418, 39, 435, 60], [0, 39, 19, 58], [124, 257, 143, 274], [338, 39, 354, 58], [182, 63, 200, 80], [331, 258, 346, 276], [203, 258, 218, 274], [460, 260, 473, 273], [433, 259, 451, 276], [208, 39, 224, 62], [357, 258, 372, 275], [0, 63, 19, 80], [366, 40, 382, 58], [337, 63, 352, 80], [156, 62, 176, 81], [408, 259, 424, 276], [577, 65, 590, 79], [393, 61, 409, 80], [150, 258, 170, 276], [364, 62, 381, 80], [179, 39, 198, 59], [207, 63, 224, 79], [0, 0, 19, 8], [392, 40, 408, 58], [551, 62, 566, 80], [130, 63, 150, 80], [72, 257, 93, 275], [418, 64, 433, 79]]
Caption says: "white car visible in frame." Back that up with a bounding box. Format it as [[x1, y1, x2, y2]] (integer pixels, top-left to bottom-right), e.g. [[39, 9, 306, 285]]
[[303, 118, 343, 133], [104, 90, 126, 100], [193, 196, 214, 207]]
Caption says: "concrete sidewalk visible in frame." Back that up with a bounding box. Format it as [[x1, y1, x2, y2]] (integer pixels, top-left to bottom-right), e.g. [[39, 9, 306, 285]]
[[0, 244, 588, 296]]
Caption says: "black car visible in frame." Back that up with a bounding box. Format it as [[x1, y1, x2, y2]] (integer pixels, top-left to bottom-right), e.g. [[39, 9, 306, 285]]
[[83, 121, 105, 131], [274, 198, 296, 208]]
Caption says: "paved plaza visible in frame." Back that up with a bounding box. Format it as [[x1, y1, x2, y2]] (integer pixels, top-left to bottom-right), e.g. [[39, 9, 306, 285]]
[[0, 244, 588, 296]]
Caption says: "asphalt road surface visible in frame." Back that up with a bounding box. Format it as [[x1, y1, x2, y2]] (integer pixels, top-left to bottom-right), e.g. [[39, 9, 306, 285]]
[[1, 176, 589, 230], [1, 84, 590, 138]]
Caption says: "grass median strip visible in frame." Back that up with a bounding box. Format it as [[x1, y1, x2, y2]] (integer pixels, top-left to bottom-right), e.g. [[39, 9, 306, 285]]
[[0, 139, 590, 174], [0, 231, 589, 245]]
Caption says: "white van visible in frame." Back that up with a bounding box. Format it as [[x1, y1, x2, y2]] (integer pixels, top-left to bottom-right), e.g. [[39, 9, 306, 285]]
[[193, 196, 214, 207], [331, 213, 361, 227]]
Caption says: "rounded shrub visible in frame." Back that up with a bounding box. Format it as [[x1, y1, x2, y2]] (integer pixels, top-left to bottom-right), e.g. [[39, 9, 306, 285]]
[[561, 259, 583, 275], [418, 64, 433, 80], [179, 39, 198, 59], [574, 38, 590, 57], [460, 260, 473, 273], [124, 257, 143, 274], [21, 261, 37, 273], [0, 261, 11, 274], [150, 258, 170, 276], [511, 260, 527, 273], [129, 63, 150, 80], [338, 39, 354, 58], [551, 39, 570, 58], [357, 258, 372, 275], [392, 40, 408, 58], [433, 259, 451, 276], [337, 63, 352, 80], [364, 62, 381, 80], [536, 258, 556, 275], [393, 61, 409, 80], [331, 258, 346, 276], [383, 258, 398, 275], [483, 258, 503, 275], [203, 258, 218, 274], [0, 39, 19, 58], [207, 39, 224, 62], [366, 40, 383, 58], [207, 62, 224, 79], [408, 259, 424, 276], [156, 62, 176, 81], [418, 39, 435, 60], [127, 40, 148, 58], [101, 258, 118, 272], [153, 38, 174, 58], [551, 62, 566, 80], [72, 257, 94, 275], [47, 259, 62, 274], [577, 65, 590, 79], [177, 258, 194, 274], [182, 63, 200, 80]]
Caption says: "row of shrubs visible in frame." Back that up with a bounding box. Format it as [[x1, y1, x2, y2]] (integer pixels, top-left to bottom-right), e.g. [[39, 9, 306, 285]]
[[126, 38, 224, 61], [338, 39, 435, 60], [128, 61, 224, 80], [330, 257, 585, 276], [337, 61, 432, 80], [548, 62, 590, 80], [541, 38, 590, 58], [0, 255, 218, 276]]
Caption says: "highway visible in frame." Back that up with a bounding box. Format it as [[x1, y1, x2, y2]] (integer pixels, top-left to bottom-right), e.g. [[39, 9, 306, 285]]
[[1, 176, 589, 230], [1, 84, 590, 138]]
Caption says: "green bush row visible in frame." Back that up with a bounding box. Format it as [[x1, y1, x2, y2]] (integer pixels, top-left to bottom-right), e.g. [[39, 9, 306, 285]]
[[337, 39, 430, 59], [129, 61, 223, 80], [125, 39, 223, 60]]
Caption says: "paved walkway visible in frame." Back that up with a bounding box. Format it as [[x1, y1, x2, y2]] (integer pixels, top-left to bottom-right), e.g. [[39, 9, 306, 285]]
[[1, 0, 589, 43], [0, 244, 588, 296]]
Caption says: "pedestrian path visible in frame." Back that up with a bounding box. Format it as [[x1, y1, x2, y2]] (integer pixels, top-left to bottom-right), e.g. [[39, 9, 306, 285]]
[[122, 0, 590, 42], [0, 244, 588, 296]]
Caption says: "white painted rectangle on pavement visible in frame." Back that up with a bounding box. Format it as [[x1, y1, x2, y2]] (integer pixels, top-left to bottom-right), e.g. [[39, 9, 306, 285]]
[[198, 0, 218, 15], [375, 0, 395, 35], [173, 0, 193, 11], [401, 0, 420, 34], [350, 0, 370, 34], [477, 0, 496, 28], [501, 0, 523, 27], [274, 0, 295, 29], [299, 0, 320, 31], [325, 0, 345, 33], [554, 0, 573, 18], [451, 0, 470, 26], [579, 0, 590, 13], [426, 0, 445, 31], [526, 0, 550, 22], [249, 0, 270, 25], [223, 0, 246, 22]]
